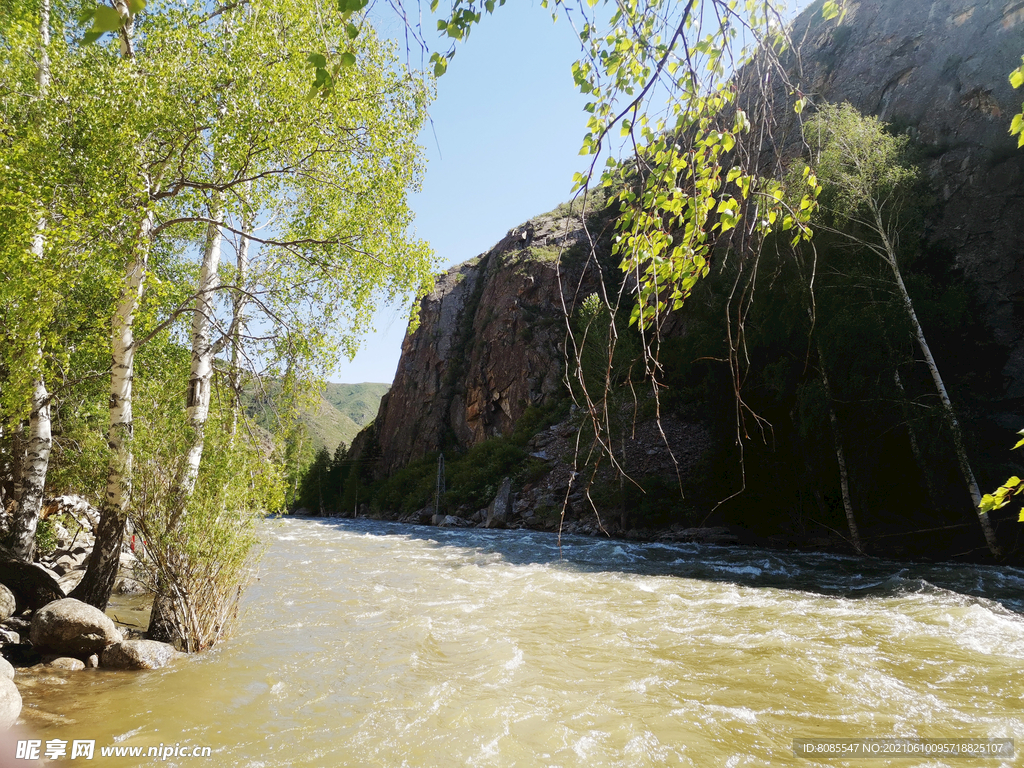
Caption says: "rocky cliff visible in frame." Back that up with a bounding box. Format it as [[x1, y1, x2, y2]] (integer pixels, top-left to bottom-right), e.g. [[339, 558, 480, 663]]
[[371, 206, 606, 475], [335, 0, 1024, 559], [769, 0, 1024, 407]]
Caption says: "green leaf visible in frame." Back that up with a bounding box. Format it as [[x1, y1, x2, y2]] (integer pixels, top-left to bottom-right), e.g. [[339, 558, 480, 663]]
[[307, 53, 328, 69], [346, 22, 359, 39], [1010, 67, 1024, 90], [340, 52, 356, 67], [821, 1, 840, 21], [126, 0, 146, 16], [81, 29, 103, 45], [93, 6, 125, 33]]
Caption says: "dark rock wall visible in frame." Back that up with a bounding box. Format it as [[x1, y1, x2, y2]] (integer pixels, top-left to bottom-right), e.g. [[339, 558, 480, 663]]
[[373, 212, 603, 475], [363, 0, 1024, 518], [774, 0, 1024, 405]]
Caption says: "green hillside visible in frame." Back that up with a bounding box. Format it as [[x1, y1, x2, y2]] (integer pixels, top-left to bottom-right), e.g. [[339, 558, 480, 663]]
[[245, 382, 389, 454], [323, 382, 390, 428]]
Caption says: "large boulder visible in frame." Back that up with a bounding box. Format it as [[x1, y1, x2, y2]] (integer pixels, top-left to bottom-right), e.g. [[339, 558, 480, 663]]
[[44, 656, 85, 672], [0, 585, 15, 623], [0, 676, 20, 729], [29, 599, 122, 657], [0, 561, 64, 611], [102, 640, 181, 670], [0, 656, 13, 680], [485, 477, 513, 529]]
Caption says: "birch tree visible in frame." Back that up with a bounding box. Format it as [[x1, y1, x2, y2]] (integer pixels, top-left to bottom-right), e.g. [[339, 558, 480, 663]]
[[804, 102, 1002, 558], [17, 0, 431, 624], [2, 0, 137, 562]]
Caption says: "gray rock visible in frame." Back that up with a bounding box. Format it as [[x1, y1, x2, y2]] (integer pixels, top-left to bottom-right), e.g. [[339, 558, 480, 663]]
[[0, 585, 15, 623], [0, 675, 21, 729], [668, 527, 740, 546], [102, 639, 181, 670], [57, 569, 86, 595], [47, 495, 99, 531], [113, 578, 146, 596], [45, 656, 85, 671], [0, 629, 19, 645], [438, 515, 464, 528], [486, 477, 512, 529], [2, 618, 29, 633], [29, 598, 123, 657], [55, 555, 80, 572], [0, 656, 13, 680], [0, 561, 64, 610]]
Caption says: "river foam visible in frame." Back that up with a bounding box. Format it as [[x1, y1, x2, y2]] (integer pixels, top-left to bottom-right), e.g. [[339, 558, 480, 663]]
[[13, 516, 1024, 767]]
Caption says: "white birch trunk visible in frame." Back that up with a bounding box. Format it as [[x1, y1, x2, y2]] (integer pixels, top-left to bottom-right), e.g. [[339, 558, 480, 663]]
[[167, 198, 222, 531], [874, 208, 1001, 557], [893, 368, 939, 505], [10, 0, 54, 563], [228, 210, 252, 440], [10, 382, 51, 562], [149, 198, 223, 640], [818, 345, 862, 554], [72, 212, 152, 608]]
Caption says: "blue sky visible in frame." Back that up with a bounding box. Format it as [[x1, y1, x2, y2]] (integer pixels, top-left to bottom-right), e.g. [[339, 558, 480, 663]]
[[330, 1, 597, 384], [330, 0, 813, 384]]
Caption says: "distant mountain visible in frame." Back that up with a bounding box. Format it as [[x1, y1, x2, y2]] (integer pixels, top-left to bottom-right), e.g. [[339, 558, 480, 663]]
[[322, 382, 390, 429], [245, 381, 390, 454]]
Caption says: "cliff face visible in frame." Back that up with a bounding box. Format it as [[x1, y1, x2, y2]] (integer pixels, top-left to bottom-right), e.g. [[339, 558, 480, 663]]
[[346, 0, 1024, 556], [775, 0, 1024, 404], [373, 209, 605, 475]]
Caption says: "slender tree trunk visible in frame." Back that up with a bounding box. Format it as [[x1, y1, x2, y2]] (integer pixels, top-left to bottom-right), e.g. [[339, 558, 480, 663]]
[[874, 208, 1001, 557], [149, 198, 223, 641], [893, 368, 939, 505], [227, 209, 251, 440], [818, 346, 862, 554], [10, 383, 51, 562], [72, 213, 152, 609], [10, 0, 54, 563], [169, 196, 223, 529]]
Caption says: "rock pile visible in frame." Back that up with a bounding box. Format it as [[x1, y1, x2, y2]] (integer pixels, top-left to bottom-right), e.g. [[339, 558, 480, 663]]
[[0, 497, 181, 730]]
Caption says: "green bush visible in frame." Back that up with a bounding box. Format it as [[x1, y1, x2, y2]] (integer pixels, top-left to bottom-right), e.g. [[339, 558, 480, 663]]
[[34, 517, 59, 556]]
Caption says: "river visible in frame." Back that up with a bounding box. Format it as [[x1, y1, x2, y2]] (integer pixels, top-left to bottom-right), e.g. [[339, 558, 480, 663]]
[[13, 517, 1024, 766]]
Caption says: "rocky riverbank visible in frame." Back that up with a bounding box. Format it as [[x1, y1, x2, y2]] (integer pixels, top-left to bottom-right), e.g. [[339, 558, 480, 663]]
[[0, 496, 179, 729]]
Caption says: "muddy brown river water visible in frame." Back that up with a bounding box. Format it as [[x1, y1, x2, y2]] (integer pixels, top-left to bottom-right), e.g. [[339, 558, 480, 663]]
[[12, 517, 1024, 766]]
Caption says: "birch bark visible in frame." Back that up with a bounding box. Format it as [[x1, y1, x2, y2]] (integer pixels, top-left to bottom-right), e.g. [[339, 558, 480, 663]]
[[873, 208, 1001, 558], [10, 0, 53, 563], [818, 347, 862, 554], [169, 196, 223, 529], [148, 196, 222, 640], [228, 209, 252, 440], [72, 212, 153, 608]]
